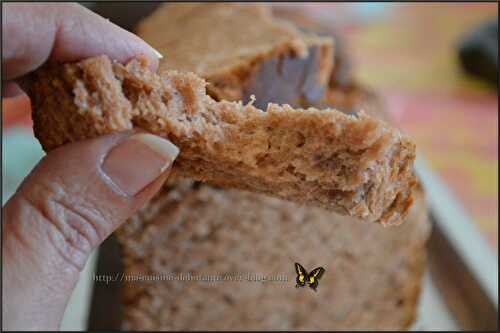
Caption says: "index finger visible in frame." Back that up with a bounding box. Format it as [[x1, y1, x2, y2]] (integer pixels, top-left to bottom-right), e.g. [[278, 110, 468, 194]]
[[2, 3, 161, 81]]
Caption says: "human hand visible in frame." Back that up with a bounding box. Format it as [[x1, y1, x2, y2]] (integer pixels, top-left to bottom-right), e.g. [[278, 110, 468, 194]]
[[2, 3, 179, 330]]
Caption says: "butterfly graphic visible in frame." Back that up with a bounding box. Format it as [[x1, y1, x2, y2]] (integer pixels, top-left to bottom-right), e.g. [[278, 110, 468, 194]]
[[294, 263, 325, 292]]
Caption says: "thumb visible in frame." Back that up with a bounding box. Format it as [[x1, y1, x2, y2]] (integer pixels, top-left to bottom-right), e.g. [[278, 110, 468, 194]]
[[2, 131, 178, 330]]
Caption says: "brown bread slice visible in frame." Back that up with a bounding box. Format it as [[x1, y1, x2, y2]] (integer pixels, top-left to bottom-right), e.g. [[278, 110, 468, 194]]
[[136, 3, 334, 107], [28, 55, 416, 225], [116, 179, 430, 330]]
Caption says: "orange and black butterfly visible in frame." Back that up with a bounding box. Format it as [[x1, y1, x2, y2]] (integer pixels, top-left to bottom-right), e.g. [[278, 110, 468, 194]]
[[295, 263, 325, 292]]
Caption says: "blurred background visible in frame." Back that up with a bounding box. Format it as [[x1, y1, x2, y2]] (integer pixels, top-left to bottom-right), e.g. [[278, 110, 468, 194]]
[[2, 2, 498, 331]]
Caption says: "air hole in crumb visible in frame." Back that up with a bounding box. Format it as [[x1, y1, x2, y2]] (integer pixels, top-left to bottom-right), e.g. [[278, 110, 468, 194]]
[[256, 153, 269, 166], [296, 132, 306, 147], [191, 181, 202, 190], [121, 79, 140, 105], [161, 92, 171, 106], [223, 294, 234, 305]]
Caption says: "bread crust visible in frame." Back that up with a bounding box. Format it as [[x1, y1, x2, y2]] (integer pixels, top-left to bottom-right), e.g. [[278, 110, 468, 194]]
[[28, 55, 416, 225]]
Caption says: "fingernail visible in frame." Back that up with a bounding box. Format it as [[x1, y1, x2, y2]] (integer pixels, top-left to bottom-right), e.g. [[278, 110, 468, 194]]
[[102, 133, 179, 196], [152, 48, 163, 59]]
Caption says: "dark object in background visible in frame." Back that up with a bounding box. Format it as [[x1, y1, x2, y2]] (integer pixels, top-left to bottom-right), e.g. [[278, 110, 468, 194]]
[[87, 235, 124, 330], [458, 19, 498, 86], [272, 6, 354, 88]]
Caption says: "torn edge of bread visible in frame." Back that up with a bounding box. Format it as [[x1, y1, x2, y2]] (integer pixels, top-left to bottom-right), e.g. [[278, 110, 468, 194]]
[[27, 55, 416, 225]]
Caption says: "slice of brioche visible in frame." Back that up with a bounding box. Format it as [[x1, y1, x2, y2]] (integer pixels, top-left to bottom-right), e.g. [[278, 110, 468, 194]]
[[27, 55, 416, 225], [115, 180, 430, 330], [136, 3, 334, 107]]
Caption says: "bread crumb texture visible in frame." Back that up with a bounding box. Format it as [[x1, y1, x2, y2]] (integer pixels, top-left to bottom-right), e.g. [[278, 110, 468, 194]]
[[29, 55, 417, 225], [116, 180, 430, 330]]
